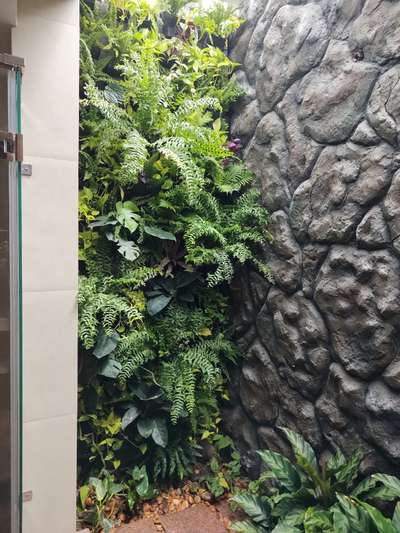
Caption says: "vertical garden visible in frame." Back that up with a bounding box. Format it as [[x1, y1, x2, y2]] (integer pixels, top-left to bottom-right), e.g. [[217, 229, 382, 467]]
[[77, 1, 400, 532], [78, 0, 269, 528]]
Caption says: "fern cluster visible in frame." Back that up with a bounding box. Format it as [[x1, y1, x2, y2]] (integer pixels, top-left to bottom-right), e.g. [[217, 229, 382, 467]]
[[78, 0, 270, 497]]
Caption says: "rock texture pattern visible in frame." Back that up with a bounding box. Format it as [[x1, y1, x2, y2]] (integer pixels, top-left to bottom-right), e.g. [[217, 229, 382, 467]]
[[228, 0, 400, 472]]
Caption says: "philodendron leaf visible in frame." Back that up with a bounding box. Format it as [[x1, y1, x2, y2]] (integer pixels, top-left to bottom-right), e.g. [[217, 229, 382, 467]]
[[116, 201, 140, 233], [89, 214, 117, 228], [117, 238, 140, 261], [94, 330, 120, 359], [137, 418, 155, 439], [152, 418, 168, 448], [231, 493, 270, 525], [136, 474, 150, 497], [121, 406, 141, 430], [144, 225, 176, 241], [147, 294, 172, 315], [257, 450, 301, 492], [98, 358, 122, 379]]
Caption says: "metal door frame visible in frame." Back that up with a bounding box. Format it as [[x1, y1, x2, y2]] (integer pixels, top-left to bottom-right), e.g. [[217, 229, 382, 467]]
[[1, 53, 24, 533]]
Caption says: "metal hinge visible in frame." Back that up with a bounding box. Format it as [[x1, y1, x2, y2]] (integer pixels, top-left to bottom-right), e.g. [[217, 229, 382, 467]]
[[0, 130, 23, 162]]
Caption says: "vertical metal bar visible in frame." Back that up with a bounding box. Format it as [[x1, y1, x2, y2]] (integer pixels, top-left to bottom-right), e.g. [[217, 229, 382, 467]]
[[8, 66, 20, 533]]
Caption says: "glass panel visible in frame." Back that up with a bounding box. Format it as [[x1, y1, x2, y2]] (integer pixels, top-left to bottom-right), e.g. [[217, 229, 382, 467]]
[[0, 65, 11, 533]]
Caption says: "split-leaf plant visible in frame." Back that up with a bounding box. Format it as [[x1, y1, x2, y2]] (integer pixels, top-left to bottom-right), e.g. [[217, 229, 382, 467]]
[[78, 0, 271, 524], [231, 428, 400, 533]]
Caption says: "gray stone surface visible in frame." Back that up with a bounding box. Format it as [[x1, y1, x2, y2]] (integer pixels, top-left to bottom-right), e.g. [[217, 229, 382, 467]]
[[228, 0, 400, 471]]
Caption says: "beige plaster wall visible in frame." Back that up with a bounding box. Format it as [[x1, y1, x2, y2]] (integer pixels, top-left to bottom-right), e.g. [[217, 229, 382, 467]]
[[11, 1, 79, 531]]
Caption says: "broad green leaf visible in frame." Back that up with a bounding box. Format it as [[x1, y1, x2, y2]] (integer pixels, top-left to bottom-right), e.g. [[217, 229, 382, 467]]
[[93, 330, 120, 359], [334, 449, 363, 489], [280, 428, 318, 477], [93, 478, 106, 503], [272, 524, 301, 533], [336, 494, 371, 533], [230, 520, 266, 533], [144, 225, 176, 241], [98, 358, 122, 379], [132, 384, 163, 401], [392, 503, 400, 529], [326, 449, 346, 475], [79, 485, 90, 509], [352, 476, 379, 498], [332, 506, 351, 533], [303, 507, 334, 532], [231, 493, 270, 524], [147, 294, 172, 315], [152, 418, 168, 448], [109, 482, 124, 497], [117, 238, 140, 261], [137, 418, 155, 439], [116, 201, 140, 233], [258, 449, 301, 492], [121, 406, 141, 430], [372, 474, 400, 500], [136, 474, 150, 497], [359, 501, 396, 533], [89, 214, 117, 228]]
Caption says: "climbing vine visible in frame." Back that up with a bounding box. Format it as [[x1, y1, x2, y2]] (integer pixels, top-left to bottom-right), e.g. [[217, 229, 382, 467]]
[[78, 0, 270, 528]]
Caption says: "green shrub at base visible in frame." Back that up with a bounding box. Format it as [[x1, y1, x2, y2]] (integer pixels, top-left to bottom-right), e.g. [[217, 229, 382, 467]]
[[231, 428, 400, 533]]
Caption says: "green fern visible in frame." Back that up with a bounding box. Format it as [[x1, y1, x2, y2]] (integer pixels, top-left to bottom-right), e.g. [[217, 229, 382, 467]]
[[119, 129, 149, 185]]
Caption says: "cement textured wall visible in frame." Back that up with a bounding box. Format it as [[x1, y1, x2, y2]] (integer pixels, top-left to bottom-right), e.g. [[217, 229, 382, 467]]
[[226, 0, 400, 474]]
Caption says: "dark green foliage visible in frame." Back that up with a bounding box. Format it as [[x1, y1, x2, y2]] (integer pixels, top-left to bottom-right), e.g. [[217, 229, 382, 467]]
[[231, 428, 400, 533]]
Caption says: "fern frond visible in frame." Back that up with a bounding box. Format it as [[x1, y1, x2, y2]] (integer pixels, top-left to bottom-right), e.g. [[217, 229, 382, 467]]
[[216, 163, 253, 194], [154, 137, 204, 204], [119, 129, 149, 185]]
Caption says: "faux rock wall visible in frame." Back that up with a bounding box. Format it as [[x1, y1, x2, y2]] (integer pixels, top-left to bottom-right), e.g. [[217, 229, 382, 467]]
[[226, 0, 400, 472]]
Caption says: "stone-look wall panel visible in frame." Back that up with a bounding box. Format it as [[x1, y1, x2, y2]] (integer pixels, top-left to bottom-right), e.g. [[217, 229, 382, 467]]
[[228, 0, 400, 471]]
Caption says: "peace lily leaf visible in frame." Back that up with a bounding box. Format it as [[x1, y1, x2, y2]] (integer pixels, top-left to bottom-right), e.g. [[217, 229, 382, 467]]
[[121, 406, 141, 430], [280, 427, 318, 476], [94, 330, 120, 359], [98, 358, 122, 379], [332, 506, 351, 533], [392, 503, 400, 529], [257, 450, 301, 492], [116, 201, 140, 233], [137, 418, 155, 439], [359, 501, 396, 533], [152, 418, 168, 448], [372, 474, 400, 499], [231, 493, 270, 524], [230, 520, 264, 533], [144, 225, 176, 241], [147, 294, 172, 316]]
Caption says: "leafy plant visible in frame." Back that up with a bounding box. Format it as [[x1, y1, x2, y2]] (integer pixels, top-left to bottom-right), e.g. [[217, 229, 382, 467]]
[[231, 428, 400, 533], [78, 0, 269, 524]]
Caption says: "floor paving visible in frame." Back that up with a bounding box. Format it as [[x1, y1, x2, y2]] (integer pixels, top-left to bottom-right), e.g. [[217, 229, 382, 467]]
[[111, 503, 229, 533], [116, 518, 159, 532], [159, 504, 227, 533]]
